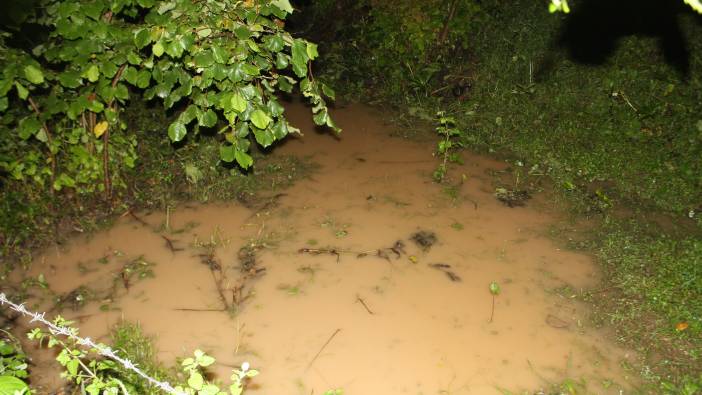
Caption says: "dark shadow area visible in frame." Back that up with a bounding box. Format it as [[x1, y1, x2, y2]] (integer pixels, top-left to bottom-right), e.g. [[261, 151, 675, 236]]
[[556, 0, 696, 78]]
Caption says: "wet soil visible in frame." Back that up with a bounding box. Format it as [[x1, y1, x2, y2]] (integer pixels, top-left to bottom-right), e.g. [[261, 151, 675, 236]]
[[12, 101, 640, 394]]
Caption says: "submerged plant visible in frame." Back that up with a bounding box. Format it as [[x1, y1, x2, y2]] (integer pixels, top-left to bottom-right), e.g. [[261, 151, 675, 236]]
[[489, 281, 501, 323]]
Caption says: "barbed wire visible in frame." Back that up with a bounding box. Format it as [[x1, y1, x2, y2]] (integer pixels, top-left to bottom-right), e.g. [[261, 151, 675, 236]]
[[0, 292, 186, 395]]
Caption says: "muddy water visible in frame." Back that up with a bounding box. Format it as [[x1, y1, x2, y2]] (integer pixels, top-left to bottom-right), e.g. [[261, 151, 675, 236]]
[[18, 102, 639, 394]]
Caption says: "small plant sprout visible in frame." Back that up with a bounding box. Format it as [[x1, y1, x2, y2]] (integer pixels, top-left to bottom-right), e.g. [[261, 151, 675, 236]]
[[489, 281, 501, 323], [230, 361, 259, 395]]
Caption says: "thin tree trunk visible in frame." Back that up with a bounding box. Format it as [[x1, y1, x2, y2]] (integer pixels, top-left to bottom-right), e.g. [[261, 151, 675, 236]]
[[437, 0, 460, 47]]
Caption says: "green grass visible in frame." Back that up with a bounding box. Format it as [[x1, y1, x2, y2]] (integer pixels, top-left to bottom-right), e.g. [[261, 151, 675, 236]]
[[109, 321, 174, 394]]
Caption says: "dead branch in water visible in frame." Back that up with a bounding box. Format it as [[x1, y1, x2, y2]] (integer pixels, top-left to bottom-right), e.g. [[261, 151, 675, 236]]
[[208, 263, 230, 311], [122, 208, 150, 227], [161, 235, 184, 252], [299, 240, 407, 263], [306, 328, 341, 370], [355, 295, 374, 315]]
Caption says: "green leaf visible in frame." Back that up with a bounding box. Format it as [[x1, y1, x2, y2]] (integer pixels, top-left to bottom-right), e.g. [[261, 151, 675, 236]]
[[199, 355, 215, 367], [66, 358, 79, 376], [58, 71, 82, 88], [234, 26, 250, 40], [24, 65, 44, 84], [168, 121, 187, 142], [166, 39, 186, 58], [123, 66, 138, 85], [0, 375, 29, 394], [231, 92, 247, 113], [291, 39, 309, 78], [198, 109, 218, 128], [15, 82, 29, 100], [194, 50, 214, 68], [321, 83, 335, 101], [187, 372, 203, 390], [85, 65, 100, 83], [179, 104, 198, 124], [198, 384, 220, 395], [265, 34, 285, 52], [0, 97, 8, 112], [0, 79, 13, 96], [489, 281, 501, 295], [250, 109, 272, 129], [234, 148, 253, 169], [153, 41, 165, 57], [135, 70, 151, 88], [87, 99, 104, 113], [271, 0, 294, 14], [219, 144, 235, 162], [211, 45, 228, 63], [246, 39, 260, 53], [253, 127, 274, 148], [306, 42, 319, 60], [241, 63, 260, 76], [157, 1, 175, 14], [271, 120, 289, 140], [313, 108, 328, 126], [266, 99, 284, 117], [18, 117, 42, 140], [134, 28, 152, 49], [197, 28, 212, 38]]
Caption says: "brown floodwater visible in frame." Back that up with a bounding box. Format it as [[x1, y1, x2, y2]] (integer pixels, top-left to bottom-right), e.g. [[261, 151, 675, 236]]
[[13, 101, 640, 394]]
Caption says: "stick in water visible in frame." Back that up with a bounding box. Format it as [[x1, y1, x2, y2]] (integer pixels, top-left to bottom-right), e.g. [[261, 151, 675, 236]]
[[306, 328, 341, 370]]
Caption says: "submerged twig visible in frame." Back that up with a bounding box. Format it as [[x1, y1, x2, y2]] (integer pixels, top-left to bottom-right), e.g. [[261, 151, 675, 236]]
[[161, 235, 184, 253], [209, 266, 230, 311], [306, 328, 341, 370], [429, 263, 461, 282], [124, 209, 149, 227], [355, 295, 374, 315]]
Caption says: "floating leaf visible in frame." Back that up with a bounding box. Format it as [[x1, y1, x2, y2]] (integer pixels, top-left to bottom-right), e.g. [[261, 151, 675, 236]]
[[93, 121, 109, 138]]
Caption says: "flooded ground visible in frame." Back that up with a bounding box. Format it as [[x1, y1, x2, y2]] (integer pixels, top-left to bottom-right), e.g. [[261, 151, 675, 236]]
[[12, 101, 640, 394]]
